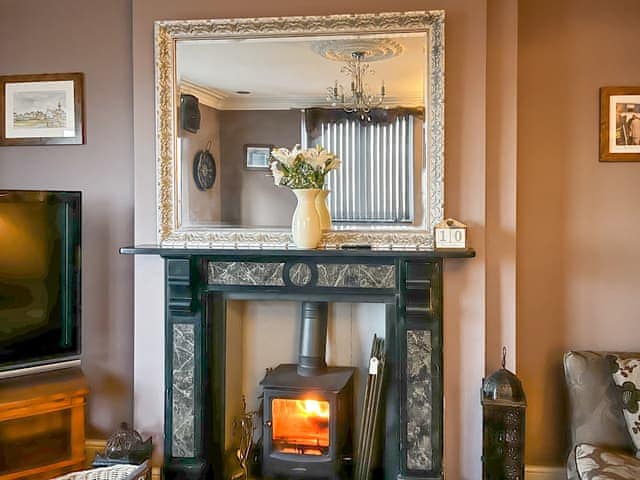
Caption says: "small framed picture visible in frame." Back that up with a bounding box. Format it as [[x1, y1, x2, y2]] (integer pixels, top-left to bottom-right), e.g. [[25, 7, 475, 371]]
[[244, 144, 273, 170], [600, 87, 640, 162], [0, 73, 85, 146]]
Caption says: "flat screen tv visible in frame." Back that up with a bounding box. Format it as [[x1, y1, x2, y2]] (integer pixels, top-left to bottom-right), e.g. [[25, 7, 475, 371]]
[[0, 190, 81, 373]]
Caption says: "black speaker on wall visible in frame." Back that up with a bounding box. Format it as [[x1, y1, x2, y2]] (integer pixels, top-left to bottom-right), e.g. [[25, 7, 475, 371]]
[[180, 94, 201, 133]]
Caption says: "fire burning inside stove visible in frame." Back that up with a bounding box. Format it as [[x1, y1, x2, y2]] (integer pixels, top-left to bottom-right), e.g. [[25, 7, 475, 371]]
[[272, 398, 331, 456]]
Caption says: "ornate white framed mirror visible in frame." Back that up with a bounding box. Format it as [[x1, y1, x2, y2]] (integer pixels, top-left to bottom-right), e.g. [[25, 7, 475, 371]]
[[155, 11, 444, 249]]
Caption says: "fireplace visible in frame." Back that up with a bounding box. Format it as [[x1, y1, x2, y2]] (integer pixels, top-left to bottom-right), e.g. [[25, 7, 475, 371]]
[[261, 302, 355, 479], [120, 246, 475, 480]]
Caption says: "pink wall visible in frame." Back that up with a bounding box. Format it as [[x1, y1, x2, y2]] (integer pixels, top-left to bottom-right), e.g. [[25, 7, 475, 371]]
[[486, 0, 518, 373], [219, 110, 299, 226], [517, 0, 640, 465], [0, 0, 134, 437], [132, 1, 487, 477], [180, 104, 222, 224]]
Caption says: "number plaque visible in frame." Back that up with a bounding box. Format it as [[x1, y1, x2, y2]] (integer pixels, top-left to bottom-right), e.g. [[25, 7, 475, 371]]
[[434, 218, 468, 250]]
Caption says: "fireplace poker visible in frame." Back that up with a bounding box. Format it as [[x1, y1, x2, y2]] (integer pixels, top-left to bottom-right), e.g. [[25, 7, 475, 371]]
[[356, 336, 385, 480], [359, 340, 376, 479], [355, 335, 377, 480], [364, 339, 386, 480], [360, 338, 384, 480]]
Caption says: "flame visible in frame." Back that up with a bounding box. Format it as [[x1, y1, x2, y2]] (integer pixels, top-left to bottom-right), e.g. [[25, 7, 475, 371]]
[[297, 399, 330, 418], [271, 397, 331, 454]]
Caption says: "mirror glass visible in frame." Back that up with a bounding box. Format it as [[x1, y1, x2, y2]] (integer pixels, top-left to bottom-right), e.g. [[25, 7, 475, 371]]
[[175, 32, 428, 231]]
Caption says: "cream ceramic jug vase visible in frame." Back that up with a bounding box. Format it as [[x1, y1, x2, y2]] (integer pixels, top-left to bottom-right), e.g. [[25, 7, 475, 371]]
[[291, 188, 322, 248], [315, 189, 332, 231]]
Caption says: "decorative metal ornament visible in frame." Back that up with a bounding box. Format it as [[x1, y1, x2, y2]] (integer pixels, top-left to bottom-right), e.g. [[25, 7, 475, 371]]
[[105, 422, 143, 458], [482, 348, 527, 480], [232, 396, 257, 480], [193, 141, 217, 191], [93, 422, 153, 467]]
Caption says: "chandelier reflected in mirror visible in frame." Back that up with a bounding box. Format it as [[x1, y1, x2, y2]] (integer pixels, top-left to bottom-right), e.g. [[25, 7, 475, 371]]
[[326, 51, 385, 120], [314, 39, 403, 120]]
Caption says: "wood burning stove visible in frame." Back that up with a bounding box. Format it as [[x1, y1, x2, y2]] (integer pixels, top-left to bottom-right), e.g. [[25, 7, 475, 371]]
[[262, 365, 354, 479], [261, 302, 355, 480]]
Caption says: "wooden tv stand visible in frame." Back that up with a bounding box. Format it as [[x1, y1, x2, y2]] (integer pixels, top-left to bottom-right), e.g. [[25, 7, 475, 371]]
[[0, 367, 88, 480]]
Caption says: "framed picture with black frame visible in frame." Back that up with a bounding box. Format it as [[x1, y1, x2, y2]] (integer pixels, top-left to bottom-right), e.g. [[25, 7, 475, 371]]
[[244, 144, 273, 170]]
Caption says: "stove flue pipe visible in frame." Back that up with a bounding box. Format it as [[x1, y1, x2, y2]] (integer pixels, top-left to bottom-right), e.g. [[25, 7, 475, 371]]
[[297, 301, 328, 376]]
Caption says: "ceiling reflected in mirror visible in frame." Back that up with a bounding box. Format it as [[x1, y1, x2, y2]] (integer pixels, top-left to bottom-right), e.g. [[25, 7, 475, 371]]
[[176, 33, 425, 112]]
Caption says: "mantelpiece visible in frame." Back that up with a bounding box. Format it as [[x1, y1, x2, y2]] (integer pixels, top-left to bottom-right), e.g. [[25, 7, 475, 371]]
[[122, 246, 474, 480]]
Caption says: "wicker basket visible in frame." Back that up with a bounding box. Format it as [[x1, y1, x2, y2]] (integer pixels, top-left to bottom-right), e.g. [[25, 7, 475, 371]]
[[51, 461, 149, 480]]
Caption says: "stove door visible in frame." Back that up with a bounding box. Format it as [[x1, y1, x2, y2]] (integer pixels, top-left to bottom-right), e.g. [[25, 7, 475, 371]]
[[262, 391, 342, 479], [271, 397, 331, 456]]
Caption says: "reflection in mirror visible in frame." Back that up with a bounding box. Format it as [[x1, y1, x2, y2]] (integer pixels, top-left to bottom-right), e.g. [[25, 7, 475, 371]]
[[175, 32, 427, 230]]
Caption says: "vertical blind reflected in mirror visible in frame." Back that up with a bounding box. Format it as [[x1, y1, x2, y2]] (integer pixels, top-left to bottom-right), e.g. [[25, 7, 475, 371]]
[[305, 110, 421, 223]]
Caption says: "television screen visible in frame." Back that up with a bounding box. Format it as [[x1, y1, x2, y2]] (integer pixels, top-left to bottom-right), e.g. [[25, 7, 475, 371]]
[[0, 190, 81, 371]]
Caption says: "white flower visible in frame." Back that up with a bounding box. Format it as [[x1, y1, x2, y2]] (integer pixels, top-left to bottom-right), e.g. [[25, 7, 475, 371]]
[[317, 150, 331, 168], [303, 145, 337, 171], [290, 144, 302, 157], [301, 147, 323, 170], [270, 162, 284, 186], [271, 146, 299, 167], [324, 155, 341, 171]]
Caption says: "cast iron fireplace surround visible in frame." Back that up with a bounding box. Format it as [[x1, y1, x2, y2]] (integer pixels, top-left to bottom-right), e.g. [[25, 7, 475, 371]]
[[121, 247, 474, 480]]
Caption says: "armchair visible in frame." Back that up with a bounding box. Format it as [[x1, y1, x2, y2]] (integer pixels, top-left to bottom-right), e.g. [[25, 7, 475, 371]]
[[564, 351, 640, 479]]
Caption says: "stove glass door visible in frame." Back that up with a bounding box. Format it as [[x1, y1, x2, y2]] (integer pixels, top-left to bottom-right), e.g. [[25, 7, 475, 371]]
[[271, 398, 330, 456]]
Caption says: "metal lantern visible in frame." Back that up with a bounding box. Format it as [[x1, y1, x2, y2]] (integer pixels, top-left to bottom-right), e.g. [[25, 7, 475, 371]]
[[482, 348, 526, 480]]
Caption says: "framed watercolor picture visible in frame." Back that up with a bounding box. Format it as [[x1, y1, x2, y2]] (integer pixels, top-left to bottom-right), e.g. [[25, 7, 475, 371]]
[[600, 86, 640, 162], [0, 73, 85, 146], [244, 144, 273, 170]]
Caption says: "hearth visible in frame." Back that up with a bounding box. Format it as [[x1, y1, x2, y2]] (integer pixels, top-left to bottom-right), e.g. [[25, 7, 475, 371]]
[[261, 302, 355, 480]]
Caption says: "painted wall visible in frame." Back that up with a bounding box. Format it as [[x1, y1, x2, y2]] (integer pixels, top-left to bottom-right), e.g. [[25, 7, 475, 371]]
[[517, 0, 640, 465], [485, 0, 518, 373], [132, 0, 487, 477], [219, 110, 299, 227], [5, 0, 639, 471], [0, 0, 134, 437], [179, 103, 222, 225]]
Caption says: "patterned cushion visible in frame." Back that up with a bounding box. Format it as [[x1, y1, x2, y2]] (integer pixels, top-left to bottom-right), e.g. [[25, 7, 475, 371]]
[[609, 354, 640, 455], [575, 443, 640, 479], [564, 352, 634, 480], [51, 462, 149, 480]]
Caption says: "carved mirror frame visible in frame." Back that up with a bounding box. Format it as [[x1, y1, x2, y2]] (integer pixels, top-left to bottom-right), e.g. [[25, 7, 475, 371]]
[[155, 11, 444, 249]]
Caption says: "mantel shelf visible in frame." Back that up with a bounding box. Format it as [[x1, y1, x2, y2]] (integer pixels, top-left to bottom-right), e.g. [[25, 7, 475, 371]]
[[119, 245, 476, 259]]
